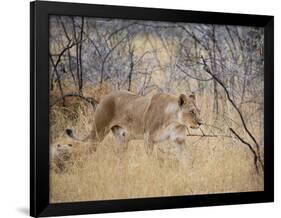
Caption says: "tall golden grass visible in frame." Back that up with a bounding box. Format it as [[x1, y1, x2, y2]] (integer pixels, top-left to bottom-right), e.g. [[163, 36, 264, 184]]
[[49, 80, 263, 203]]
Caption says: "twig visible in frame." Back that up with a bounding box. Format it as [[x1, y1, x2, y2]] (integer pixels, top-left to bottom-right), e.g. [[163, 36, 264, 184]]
[[50, 40, 80, 69], [199, 127, 206, 135], [202, 123, 223, 132], [186, 134, 232, 138]]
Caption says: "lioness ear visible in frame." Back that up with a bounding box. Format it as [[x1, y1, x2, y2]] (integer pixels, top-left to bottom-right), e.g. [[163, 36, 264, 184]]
[[178, 94, 188, 107]]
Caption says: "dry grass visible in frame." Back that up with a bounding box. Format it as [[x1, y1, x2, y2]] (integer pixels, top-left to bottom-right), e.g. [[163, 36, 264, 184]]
[[49, 82, 264, 203]]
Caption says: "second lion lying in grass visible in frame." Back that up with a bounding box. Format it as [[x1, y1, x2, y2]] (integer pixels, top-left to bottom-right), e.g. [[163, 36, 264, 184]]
[[50, 140, 92, 173]]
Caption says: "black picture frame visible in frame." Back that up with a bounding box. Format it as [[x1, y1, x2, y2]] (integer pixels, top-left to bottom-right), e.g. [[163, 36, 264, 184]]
[[30, 1, 274, 217]]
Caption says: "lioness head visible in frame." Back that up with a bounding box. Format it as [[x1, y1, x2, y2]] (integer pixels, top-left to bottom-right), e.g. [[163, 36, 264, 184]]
[[55, 143, 73, 161], [50, 143, 75, 173], [178, 93, 202, 129]]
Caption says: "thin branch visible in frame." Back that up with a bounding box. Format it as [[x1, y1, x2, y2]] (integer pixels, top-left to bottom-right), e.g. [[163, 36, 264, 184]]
[[202, 123, 224, 132], [106, 22, 137, 41], [178, 25, 209, 51], [100, 35, 128, 85], [186, 134, 233, 138], [75, 25, 102, 59], [200, 56, 260, 152], [230, 128, 264, 174], [200, 55, 263, 174], [176, 64, 213, 82], [49, 56, 65, 105], [104, 34, 128, 61], [57, 17, 77, 86], [50, 93, 99, 109], [50, 40, 80, 69], [78, 17, 84, 92]]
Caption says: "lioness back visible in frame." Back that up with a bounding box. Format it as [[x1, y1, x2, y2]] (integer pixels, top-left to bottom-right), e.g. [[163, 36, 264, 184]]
[[144, 93, 179, 133], [91, 91, 151, 141]]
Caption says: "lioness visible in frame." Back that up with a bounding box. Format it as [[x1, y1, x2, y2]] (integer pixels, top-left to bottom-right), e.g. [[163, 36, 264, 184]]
[[66, 91, 202, 154]]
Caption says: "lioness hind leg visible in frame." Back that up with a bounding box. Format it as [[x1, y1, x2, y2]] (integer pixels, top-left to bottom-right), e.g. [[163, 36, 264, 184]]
[[145, 141, 154, 155], [144, 132, 155, 155], [111, 125, 129, 153]]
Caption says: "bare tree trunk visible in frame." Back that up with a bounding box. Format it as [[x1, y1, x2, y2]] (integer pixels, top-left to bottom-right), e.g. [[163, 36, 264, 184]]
[[67, 50, 76, 85], [128, 63, 134, 91], [50, 72, 55, 91], [128, 42, 134, 91], [71, 17, 80, 92], [100, 60, 105, 86], [211, 25, 219, 117], [194, 39, 201, 90], [78, 17, 84, 93], [213, 81, 219, 115]]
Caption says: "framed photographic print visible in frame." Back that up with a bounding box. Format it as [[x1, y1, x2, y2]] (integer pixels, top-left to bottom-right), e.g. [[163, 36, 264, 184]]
[[30, 1, 274, 217]]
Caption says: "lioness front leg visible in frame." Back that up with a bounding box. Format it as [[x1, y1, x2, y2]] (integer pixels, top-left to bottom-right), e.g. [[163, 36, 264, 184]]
[[147, 122, 187, 160], [169, 124, 186, 145], [168, 123, 187, 159]]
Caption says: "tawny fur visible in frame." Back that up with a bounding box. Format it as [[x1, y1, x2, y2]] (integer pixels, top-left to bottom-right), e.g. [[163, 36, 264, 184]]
[[66, 91, 202, 153]]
